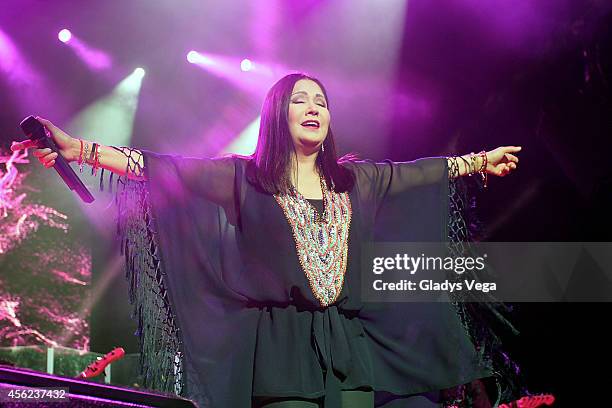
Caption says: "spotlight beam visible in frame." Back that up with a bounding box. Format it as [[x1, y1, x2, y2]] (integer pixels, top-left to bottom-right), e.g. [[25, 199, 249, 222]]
[[57, 29, 112, 70], [186, 50, 285, 95], [66, 67, 146, 232]]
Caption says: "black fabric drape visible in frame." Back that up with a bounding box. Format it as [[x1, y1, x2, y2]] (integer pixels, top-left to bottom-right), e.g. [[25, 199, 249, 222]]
[[115, 152, 513, 408]]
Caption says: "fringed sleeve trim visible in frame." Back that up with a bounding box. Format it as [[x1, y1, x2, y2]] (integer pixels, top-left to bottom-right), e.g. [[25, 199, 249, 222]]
[[446, 157, 525, 407], [99, 160, 185, 396]]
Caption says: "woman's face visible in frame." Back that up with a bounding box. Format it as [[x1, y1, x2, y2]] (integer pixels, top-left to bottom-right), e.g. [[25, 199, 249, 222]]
[[287, 79, 330, 152]]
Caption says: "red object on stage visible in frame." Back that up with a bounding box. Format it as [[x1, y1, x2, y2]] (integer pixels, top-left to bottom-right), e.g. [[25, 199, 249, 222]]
[[498, 393, 555, 408], [77, 347, 125, 379]]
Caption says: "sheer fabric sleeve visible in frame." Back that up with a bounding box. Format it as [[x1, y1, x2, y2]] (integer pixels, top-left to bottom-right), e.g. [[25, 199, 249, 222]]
[[346, 156, 524, 404], [101, 147, 235, 209], [141, 151, 236, 212], [344, 157, 446, 210], [342, 157, 448, 240], [110, 150, 244, 400]]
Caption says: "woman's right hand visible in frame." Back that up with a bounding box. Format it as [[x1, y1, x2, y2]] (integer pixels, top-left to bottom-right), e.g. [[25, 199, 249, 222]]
[[10, 117, 80, 167]]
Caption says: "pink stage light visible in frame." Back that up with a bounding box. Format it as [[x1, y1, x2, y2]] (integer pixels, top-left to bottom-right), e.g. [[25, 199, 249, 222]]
[[57, 30, 111, 70], [187, 50, 285, 95], [58, 29, 72, 43], [186, 50, 215, 66], [0, 28, 51, 114]]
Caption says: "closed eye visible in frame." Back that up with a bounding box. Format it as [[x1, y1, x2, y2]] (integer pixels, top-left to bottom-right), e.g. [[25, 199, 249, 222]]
[[291, 99, 326, 107]]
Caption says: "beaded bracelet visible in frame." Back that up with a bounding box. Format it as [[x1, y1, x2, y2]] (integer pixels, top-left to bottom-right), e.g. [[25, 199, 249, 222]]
[[469, 152, 477, 174], [88, 142, 96, 165], [90, 143, 98, 176], [78, 139, 84, 173], [82, 142, 89, 172], [479, 150, 488, 188], [459, 156, 471, 176], [92, 143, 101, 176], [471, 150, 488, 188]]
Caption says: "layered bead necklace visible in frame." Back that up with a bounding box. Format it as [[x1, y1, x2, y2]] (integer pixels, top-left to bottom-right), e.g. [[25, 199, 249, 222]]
[[274, 175, 352, 307]]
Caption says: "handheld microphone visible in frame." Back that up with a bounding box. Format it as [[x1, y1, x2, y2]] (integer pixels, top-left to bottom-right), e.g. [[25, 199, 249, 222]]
[[19, 116, 95, 203]]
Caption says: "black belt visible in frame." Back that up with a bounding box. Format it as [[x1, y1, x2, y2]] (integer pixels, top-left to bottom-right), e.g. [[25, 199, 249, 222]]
[[312, 306, 353, 408]]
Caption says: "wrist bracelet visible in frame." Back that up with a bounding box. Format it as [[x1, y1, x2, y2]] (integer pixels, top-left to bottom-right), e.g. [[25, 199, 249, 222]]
[[82, 142, 89, 168], [90, 143, 98, 175], [469, 152, 477, 175], [479, 150, 488, 188], [458, 156, 471, 176], [89, 142, 97, 165], [92, 143, 100, 176], [78, 139, 84, 173], [477, 150, 487, 173]]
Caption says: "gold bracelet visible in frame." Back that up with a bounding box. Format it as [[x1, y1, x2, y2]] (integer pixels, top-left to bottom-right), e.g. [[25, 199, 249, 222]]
[[479, 150, 488, 188], [477, 150, 487, 173], [469, 152, 477, 174]]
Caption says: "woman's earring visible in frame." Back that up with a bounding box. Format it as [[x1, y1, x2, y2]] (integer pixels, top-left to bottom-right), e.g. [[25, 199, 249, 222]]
[[321, 143, 325, 153]]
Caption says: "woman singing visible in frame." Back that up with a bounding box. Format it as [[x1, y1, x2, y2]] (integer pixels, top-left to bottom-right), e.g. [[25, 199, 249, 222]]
[[12, 73, 521, 407]]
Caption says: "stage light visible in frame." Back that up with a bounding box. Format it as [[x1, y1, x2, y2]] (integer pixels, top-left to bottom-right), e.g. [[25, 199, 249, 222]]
[[190, 52, 282, 94], [58, 29, 72, 43], [186, 51, 216, 66], [67, 67, 146, 163], [240, 59, 252, 72], [65, 66, 146, 233], [56, 29, 112, 70], [133, 67, 145, 78], [222, 116, 261, 155], [187, 50, 198, 63]]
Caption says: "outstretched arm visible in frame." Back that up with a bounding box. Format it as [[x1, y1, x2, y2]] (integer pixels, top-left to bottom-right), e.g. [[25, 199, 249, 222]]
[[10, 117, 236, 210], [11, 117, 145, 180], [448, 146, 521, 182], [345, 145, 522, 212]]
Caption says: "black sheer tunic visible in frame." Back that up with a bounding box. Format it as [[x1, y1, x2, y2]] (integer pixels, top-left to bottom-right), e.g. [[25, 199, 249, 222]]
[[117, 152, 492, 408]]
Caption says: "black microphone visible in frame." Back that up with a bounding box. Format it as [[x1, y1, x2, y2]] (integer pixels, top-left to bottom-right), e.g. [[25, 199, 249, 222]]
[[19, 116, 95, 203]]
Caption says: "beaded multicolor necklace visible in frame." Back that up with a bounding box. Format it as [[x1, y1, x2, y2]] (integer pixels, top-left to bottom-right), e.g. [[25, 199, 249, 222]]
[[274, 175, 352, 307]]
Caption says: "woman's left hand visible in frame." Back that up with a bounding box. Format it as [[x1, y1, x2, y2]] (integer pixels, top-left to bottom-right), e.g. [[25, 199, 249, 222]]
[[486, 146, 521, 177]]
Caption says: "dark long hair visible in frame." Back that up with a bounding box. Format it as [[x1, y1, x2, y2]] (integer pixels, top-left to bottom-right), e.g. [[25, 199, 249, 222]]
[[246, 73, 355, 194]]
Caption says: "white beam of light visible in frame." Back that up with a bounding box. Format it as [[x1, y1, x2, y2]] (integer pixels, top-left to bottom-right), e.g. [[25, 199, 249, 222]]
[[65, 68, 146, 234], [221, 116, 260, 156], [67, 67, 145, 148]]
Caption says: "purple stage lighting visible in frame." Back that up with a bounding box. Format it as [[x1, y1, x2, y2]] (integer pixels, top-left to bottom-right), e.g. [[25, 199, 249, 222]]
[[58, 29, 72, 43], [57, 30, 112, 70], [240, 59, 252, 72], [188, 51, 284, 95]]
